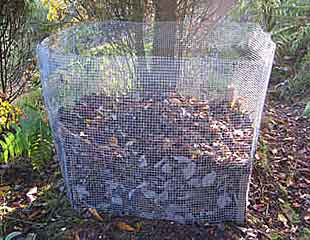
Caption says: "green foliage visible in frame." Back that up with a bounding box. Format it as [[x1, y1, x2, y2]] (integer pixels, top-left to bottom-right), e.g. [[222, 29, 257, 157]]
[[286, 71, 310, 97], [299, 228, 310, 240], [269, 232, 283, 240], [233, 0, 281, 31], [27, 0, 55, 36], [17, 90, 53, 169], [256, 136, 271, 172], [303, 102, 310, 117], [29, 71, 41, 89], [41, 0, 68, 21], [0, 99, 22, 134], [254, 0, 280, 32], [236, 0, 310, 104], [273, 1, 310, 114], [276, 50, 310, 100], [18, 103, 52, 165], [40, 0, 147, 23], [0, 132, 16, 162], [0, 90, 53, 170], [235, 0, 310, 58], [274, 21, 310, 61]]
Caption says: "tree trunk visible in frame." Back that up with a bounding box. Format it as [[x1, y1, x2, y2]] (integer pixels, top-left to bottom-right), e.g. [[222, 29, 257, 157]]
[[152, 0, 177, 57], [145, 0, 178, 96], [129, 0, 148, 91]]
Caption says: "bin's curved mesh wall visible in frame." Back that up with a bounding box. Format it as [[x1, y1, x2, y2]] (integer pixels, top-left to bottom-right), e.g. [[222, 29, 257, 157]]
[[37, 21, 275, 223]]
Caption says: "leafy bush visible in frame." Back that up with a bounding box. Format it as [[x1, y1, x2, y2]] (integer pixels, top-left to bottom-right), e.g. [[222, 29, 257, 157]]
[[0, 90, 53, 169], [286, 71, 310, 98], [41, 0, 67, 21], [27, 0, 57, 38], [0, 99, 22, 162], [236, 0, 310, 104], [40, 0, 136, 22], [0, 0, 55, 166], [0, 99, 22, 134], [274, 16, 310, 62], [276, 48, 310, 99]]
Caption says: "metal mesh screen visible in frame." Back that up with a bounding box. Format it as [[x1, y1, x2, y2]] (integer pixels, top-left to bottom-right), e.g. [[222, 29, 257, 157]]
[[37, 21, 275, 224]]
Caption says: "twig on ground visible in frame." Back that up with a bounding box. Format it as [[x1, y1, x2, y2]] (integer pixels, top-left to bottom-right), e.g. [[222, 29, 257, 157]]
[[4, 216, 45, 227]]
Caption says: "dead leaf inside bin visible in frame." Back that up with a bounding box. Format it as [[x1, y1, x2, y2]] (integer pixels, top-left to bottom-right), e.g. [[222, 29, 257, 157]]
[[88, 208, 104, 221], [116, 221, 136, 232]]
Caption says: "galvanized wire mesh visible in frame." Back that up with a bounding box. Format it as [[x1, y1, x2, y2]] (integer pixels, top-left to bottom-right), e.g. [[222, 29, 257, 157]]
[[37, 21, 275, 224]]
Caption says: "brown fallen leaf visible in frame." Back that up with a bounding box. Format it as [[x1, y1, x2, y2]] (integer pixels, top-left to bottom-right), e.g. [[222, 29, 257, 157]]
[[116, 221, 136, 232], [0, 185, 10, 196], [88, 208, 104, 222], [110, 135, 118, 146]]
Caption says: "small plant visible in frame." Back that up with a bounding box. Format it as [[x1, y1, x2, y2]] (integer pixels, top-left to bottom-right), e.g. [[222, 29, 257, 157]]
[[304, 102, 310, 118], [277, 50, 310, 99], [17, 101, 53, 169], [0, 90, 53, 168], [0, 132, 18, 162], [0, 98, 22, 162], [0, 98, 22, 134], [41, 0, 67, 21], [299, 228, 310, 240]]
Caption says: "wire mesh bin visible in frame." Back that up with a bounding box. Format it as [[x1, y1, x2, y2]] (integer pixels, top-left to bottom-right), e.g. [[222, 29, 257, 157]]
[[37, 21, 275, 224]]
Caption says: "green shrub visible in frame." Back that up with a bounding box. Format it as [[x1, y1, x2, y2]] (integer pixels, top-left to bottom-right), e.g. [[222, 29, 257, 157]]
[[0, 90, 53, 169], [304, 102, 310, 117], [0, 99, 22, 134]]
